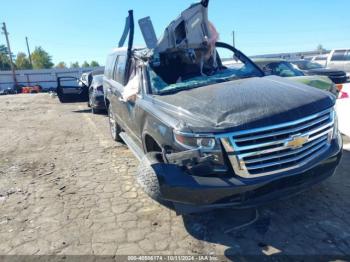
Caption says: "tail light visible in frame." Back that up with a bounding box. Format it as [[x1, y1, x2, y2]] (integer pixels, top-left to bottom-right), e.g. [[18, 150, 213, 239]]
[[339, 91, 349, 99], [336, 84, 343, 92]]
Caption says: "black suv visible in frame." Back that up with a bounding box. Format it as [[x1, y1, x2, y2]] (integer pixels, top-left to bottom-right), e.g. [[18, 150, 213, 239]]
[[290, 59, 348, 85], [103, 1, 342, 212]]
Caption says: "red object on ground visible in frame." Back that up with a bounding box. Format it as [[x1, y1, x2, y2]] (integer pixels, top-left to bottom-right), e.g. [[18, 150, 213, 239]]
[[339, 91, 349, 99], [22, 86, 42, 94]]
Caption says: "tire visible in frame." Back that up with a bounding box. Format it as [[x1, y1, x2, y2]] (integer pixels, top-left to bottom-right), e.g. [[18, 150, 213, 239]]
[[136, 153, 162, 201], [58, 95, 68, 103], [87, 89, 92, 107], [108, 106, 123, 142], [57, 88, 68, 103]]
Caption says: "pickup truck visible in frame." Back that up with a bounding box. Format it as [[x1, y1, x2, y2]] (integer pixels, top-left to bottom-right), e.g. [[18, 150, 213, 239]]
[[101, 0, 342, 213], [326, 49, 350, 78]]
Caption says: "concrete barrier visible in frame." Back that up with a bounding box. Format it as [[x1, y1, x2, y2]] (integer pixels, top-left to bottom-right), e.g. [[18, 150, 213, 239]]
[[0, 67, 104, 90]]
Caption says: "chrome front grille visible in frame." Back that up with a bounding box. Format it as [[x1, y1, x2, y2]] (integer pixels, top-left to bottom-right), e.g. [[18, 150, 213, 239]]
[[218, 108, 335, 178]]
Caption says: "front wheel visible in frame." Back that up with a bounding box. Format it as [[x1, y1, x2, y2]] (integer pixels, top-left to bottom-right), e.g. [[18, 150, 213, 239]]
[[91, 107, 98, 114], [108, 106, 123, 142], [137, 153, 162, 201], [136, 153, 172, 209], [88, 90, 93, 108]]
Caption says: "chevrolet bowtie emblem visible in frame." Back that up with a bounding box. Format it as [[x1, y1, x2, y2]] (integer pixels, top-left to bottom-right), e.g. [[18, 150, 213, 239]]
[[285, 134, 309, 149]]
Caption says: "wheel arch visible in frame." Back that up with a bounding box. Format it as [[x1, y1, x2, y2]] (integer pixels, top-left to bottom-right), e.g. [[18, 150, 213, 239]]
[[105, 97, 110, 109], [143, 133, 162, 153]]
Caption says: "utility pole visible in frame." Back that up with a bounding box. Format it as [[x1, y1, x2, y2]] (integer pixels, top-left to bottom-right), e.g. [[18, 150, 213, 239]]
[[25, 36, 33, 68], [1, 22, 17, 86], [232, 30, 235, 48]]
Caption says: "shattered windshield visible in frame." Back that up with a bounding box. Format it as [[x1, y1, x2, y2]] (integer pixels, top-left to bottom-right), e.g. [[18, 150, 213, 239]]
[[149, 44, 263, 95], [150, 65, 259, 95]]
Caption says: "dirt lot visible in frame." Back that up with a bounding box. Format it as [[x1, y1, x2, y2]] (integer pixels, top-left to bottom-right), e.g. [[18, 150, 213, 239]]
[[0, 93, 350, 257]]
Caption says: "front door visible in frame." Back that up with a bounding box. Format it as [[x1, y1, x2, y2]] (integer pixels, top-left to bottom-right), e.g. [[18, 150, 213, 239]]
[[57, 77, 88, 103], [109, 56, 143, 146]]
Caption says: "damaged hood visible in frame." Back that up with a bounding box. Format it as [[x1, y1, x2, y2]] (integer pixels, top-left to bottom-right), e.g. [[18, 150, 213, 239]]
[[154, 75, 335, 133]]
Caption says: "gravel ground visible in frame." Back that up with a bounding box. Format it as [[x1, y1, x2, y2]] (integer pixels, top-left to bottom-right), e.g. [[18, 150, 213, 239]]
[[0, 93, 349, 258]]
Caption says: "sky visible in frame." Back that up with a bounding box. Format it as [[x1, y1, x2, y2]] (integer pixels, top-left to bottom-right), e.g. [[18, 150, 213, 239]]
[[1, 0, 350, 66]]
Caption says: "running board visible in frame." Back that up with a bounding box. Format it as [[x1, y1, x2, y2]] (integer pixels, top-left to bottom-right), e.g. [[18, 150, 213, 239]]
[[119, 132, 144, 161]]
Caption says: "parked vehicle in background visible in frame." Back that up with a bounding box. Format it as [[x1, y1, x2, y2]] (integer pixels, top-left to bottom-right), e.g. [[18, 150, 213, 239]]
[[0, 86, 17, 95], [336, 84, 350, 137], [252, 59, 338, 95], [79, 72, 90, 88], [79, 69, 104, 89], [56, 77, 88, 103], [311, 54, 328, 67], [290, 60, 348, 85], [88, 74, 106, 113], [100, 1, 342, 214], [326, 49, 350, 76], [57, 70, 104, 103]]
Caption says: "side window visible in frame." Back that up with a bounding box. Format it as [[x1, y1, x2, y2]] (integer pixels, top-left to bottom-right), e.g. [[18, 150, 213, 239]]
[[331, 50, 346, 61], [346, 50, 350, 61], [111, 56, 119, 81], [104, 56, 113, 79], [113, 55, 127, 85]]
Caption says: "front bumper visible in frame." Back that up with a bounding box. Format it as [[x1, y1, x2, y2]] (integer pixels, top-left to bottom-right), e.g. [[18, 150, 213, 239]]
[[155, 135, 342, 209]]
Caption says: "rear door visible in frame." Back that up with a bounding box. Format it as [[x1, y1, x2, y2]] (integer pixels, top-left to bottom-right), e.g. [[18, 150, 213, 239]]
[[328, 50, 346, 71], [109, 55, 130, 126]]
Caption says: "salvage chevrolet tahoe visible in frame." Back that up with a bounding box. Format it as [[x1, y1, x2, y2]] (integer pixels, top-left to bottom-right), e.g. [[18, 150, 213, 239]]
[[103, 0, 342, 213]]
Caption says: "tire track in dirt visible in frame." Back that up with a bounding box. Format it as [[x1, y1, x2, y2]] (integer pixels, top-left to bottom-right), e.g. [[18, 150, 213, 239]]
[[77, 105, 113, 148]]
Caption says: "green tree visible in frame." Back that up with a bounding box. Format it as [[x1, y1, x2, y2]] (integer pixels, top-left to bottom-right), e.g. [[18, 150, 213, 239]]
[[90, 61, 100, 67], [31, 46, 54, 69], [0, 53, 10, 70], [82, 61, 90, 68], [55, 62, 67, 68], [0, 44, 11, 70], [70, 62, 80, 68], [0, 44, 8, 55], [15, 52, 32, 70], [316, 44, 326, 54]]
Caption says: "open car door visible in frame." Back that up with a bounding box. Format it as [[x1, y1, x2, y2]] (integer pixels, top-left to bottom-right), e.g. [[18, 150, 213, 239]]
[[56, 76, 89, 103]]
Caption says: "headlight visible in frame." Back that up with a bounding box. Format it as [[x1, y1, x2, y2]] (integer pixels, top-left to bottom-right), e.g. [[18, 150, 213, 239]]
[[174, 130, 217, 150]]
